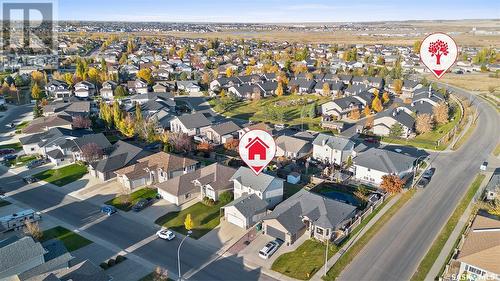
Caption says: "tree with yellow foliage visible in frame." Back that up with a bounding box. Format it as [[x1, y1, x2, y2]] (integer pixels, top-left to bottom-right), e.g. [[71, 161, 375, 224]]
[[137, 68, 153, 85], [225, 67, 234, 78], [382, 92, 390, 104], [184, 214, 194, 231], [393, 79, 403, 95], [371, 95, 383, 112], [275, 82, 284, 97], [322, 83, 330, 96]]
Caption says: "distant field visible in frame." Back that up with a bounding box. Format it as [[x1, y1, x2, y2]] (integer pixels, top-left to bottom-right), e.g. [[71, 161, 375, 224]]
[[61, 19, 500, 47], [427, 73, 500, 94]]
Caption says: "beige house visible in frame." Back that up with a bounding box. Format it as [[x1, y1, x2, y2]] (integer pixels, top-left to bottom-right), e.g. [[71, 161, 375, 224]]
[[115, 152, 198, 191]]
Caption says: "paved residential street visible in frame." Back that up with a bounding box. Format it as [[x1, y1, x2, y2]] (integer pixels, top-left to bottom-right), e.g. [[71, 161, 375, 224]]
[[0, 168, 276, 281], [338, 86, 499, 281]]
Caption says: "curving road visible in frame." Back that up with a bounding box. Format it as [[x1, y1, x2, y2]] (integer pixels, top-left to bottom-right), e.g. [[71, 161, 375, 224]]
[[339, 85, 499, 281]]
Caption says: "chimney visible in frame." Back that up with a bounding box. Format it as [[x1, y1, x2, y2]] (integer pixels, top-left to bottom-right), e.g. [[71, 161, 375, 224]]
[[322, 139, 327, 146]]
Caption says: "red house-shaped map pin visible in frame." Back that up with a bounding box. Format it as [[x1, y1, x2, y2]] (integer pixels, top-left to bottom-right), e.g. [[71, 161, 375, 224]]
[[245, 136, 269, 160]]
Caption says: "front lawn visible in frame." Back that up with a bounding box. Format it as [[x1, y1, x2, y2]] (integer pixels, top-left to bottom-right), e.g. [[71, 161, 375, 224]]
[[0, 142, 22, 151], [8, 154, 38, 167], [41, 226, 92, 252], [105, 187, 158, 211], [155, 201, 225, 239], [272, 239, 337, 280], [33, 163, 88, 187]]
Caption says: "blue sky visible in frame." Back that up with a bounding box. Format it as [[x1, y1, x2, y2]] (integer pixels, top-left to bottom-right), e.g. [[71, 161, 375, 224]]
[[57, 0, 499, 22]]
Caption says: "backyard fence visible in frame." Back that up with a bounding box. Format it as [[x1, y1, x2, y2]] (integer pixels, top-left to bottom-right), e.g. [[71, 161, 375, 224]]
[[436, 94, 466, 147], [335, 192, 388, 245]]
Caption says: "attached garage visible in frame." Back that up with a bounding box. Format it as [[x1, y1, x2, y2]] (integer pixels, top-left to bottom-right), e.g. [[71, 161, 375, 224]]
[[158, 189, 179, 205], [226, 212, 246, 228], [265, 225, 286, 241]]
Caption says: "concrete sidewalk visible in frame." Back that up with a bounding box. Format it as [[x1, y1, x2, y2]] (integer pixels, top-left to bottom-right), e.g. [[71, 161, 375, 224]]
[[424, 168, 495, 281], [310, 193, 401, 281]]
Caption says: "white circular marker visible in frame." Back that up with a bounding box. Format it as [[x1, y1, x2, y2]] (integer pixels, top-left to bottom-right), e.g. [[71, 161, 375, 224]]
[[420, 33, 458, 79], [238, 129, 276, 175]]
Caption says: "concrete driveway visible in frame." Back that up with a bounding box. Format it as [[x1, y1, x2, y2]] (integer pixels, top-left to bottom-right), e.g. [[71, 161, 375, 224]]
[[199, 220, 247, 252]]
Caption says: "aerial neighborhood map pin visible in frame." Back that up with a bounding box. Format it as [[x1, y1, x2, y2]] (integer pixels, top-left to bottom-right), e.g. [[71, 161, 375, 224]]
[[238, 129, 276, 175], [420, 32, 458, 79]]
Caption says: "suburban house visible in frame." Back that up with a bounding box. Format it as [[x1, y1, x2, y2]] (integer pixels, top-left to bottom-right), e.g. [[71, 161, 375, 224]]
[[100, 80, 118, 100], [176, 80, 201, 94], [275, 135, 312, 159], [43, 100, 91, 117], [312, 133, 355, 165], [89, 140, 152, 181], [203, 121, 241, 144], [255, 80, 278, 97], [373, 108, 416, 138], [0, 236, 74, 280], [288, 79, 316, 94], [221, 167, 284, 229], [261, 189, 357, 245], [21, 114, 74, 134], [228, 84, 264, 100], [71, 133, 112, 162], [453, 214, 500, 281], [73, 81, 96, 98], [127, 79, 149, 94], [170, 113, 212, 136], [485, 168, 500, 201], [156, 163, 236, 206], [353, 148, 416, 185], [26, 260, 111, 281], [45, 80, 71, 99], [115, 152, 198, 191], [321, 96, 366, 120]]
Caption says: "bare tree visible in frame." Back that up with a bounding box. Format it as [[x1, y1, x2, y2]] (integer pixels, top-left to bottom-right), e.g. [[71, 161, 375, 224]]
[[80, 143, 104, 163], [168, 132, 193, 153], [24, 221, 43, 241], [72, 115, 92, 129]]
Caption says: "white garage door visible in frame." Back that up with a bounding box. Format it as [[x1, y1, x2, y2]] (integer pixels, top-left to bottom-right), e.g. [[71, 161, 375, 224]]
[[159, 190, 178, 205], [227, 213, 246, 228]]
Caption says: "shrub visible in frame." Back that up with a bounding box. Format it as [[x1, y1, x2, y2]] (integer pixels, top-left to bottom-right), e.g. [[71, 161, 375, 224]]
[[219, 191, 233, 204], [100, 262, 109, 269], [115, 255, 126, 263], [107, 259, 115, 267]]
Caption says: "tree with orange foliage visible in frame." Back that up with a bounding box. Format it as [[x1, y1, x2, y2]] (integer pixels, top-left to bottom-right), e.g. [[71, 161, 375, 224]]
[[382, 92, 390, 104], [380, 174, 405, 194], [393, 79, 403, 95], [223, 139, 239, 151], [349, 108, 361, 120], [197, 141, 213, 153], [371, 95, 383, 113], [364, 105, 371, 116]]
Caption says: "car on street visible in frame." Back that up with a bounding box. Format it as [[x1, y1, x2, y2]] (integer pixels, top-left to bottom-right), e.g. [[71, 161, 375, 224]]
[[0, 148, 15, 155], [23, 176, 39, 184], [156, 229, 175, 240], [5, 122, 15, 128], [274, 124, 285, 130], [26, 159, 45, 169], [422, 167, 435, 180], [364, 137, 379, 144], [416, 178, 429, 188], [259, 239, 282, 259], [131, 198, 154, 212], [101, 205, 117, 216], [2, 154, 17, 162], [480, 162, 488, 171]]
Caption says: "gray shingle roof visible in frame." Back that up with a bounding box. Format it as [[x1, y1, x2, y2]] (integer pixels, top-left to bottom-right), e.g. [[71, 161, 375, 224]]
[[264, 189, 357, 234], [92, 141, 151, 173], [223, 193, 268, 218], [209, 121, 241, 136], [175, 113, 211, 129], [230, 167, 282, 193], [354, 148, 416, 174], [0, 236, 47, 275], [275, 135, 311, 154], [312, 133, 354, 151]]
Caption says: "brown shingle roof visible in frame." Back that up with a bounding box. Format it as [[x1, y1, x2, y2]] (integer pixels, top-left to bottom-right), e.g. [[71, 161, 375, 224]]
[[457, 214, 500, 274], [22, 115, 73, 134]]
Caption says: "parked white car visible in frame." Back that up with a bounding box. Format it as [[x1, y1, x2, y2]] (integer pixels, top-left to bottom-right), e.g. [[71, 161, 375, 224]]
[[480, 162, 488, 171], [156, 229, 175, 241], [258, 240, 281, 259]]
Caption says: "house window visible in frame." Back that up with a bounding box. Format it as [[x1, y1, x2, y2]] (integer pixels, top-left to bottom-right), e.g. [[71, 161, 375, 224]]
[[316, 227, 324, 235], [185, 193, 190, 199]]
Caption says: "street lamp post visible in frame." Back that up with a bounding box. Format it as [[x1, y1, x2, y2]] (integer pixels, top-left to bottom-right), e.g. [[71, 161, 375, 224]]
[[177, 230, 192, 281], [324, 238, 329, 277]]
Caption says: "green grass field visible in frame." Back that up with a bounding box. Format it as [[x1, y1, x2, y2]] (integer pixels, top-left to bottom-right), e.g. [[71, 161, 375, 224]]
[[105, 187, 158, 211], [155, 201, 225, 239], [34, 163, 88, 187], [0, 142, 22, 151], [272, 239, 337, 280], [41, 226, 92, 252]]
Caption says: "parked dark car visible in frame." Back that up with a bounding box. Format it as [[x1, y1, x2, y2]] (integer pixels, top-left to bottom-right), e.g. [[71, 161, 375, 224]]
[[26, 159, 45, 169], [101, 205, 117, 216], [23, 176, 39, 184], [422, 167, 435, 180], [3, 154, 17, 161], [417, 178, 429, 188], [0, 148, 15, 155], [364, 137, 379, 144], [132, 198, 154, 212]]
